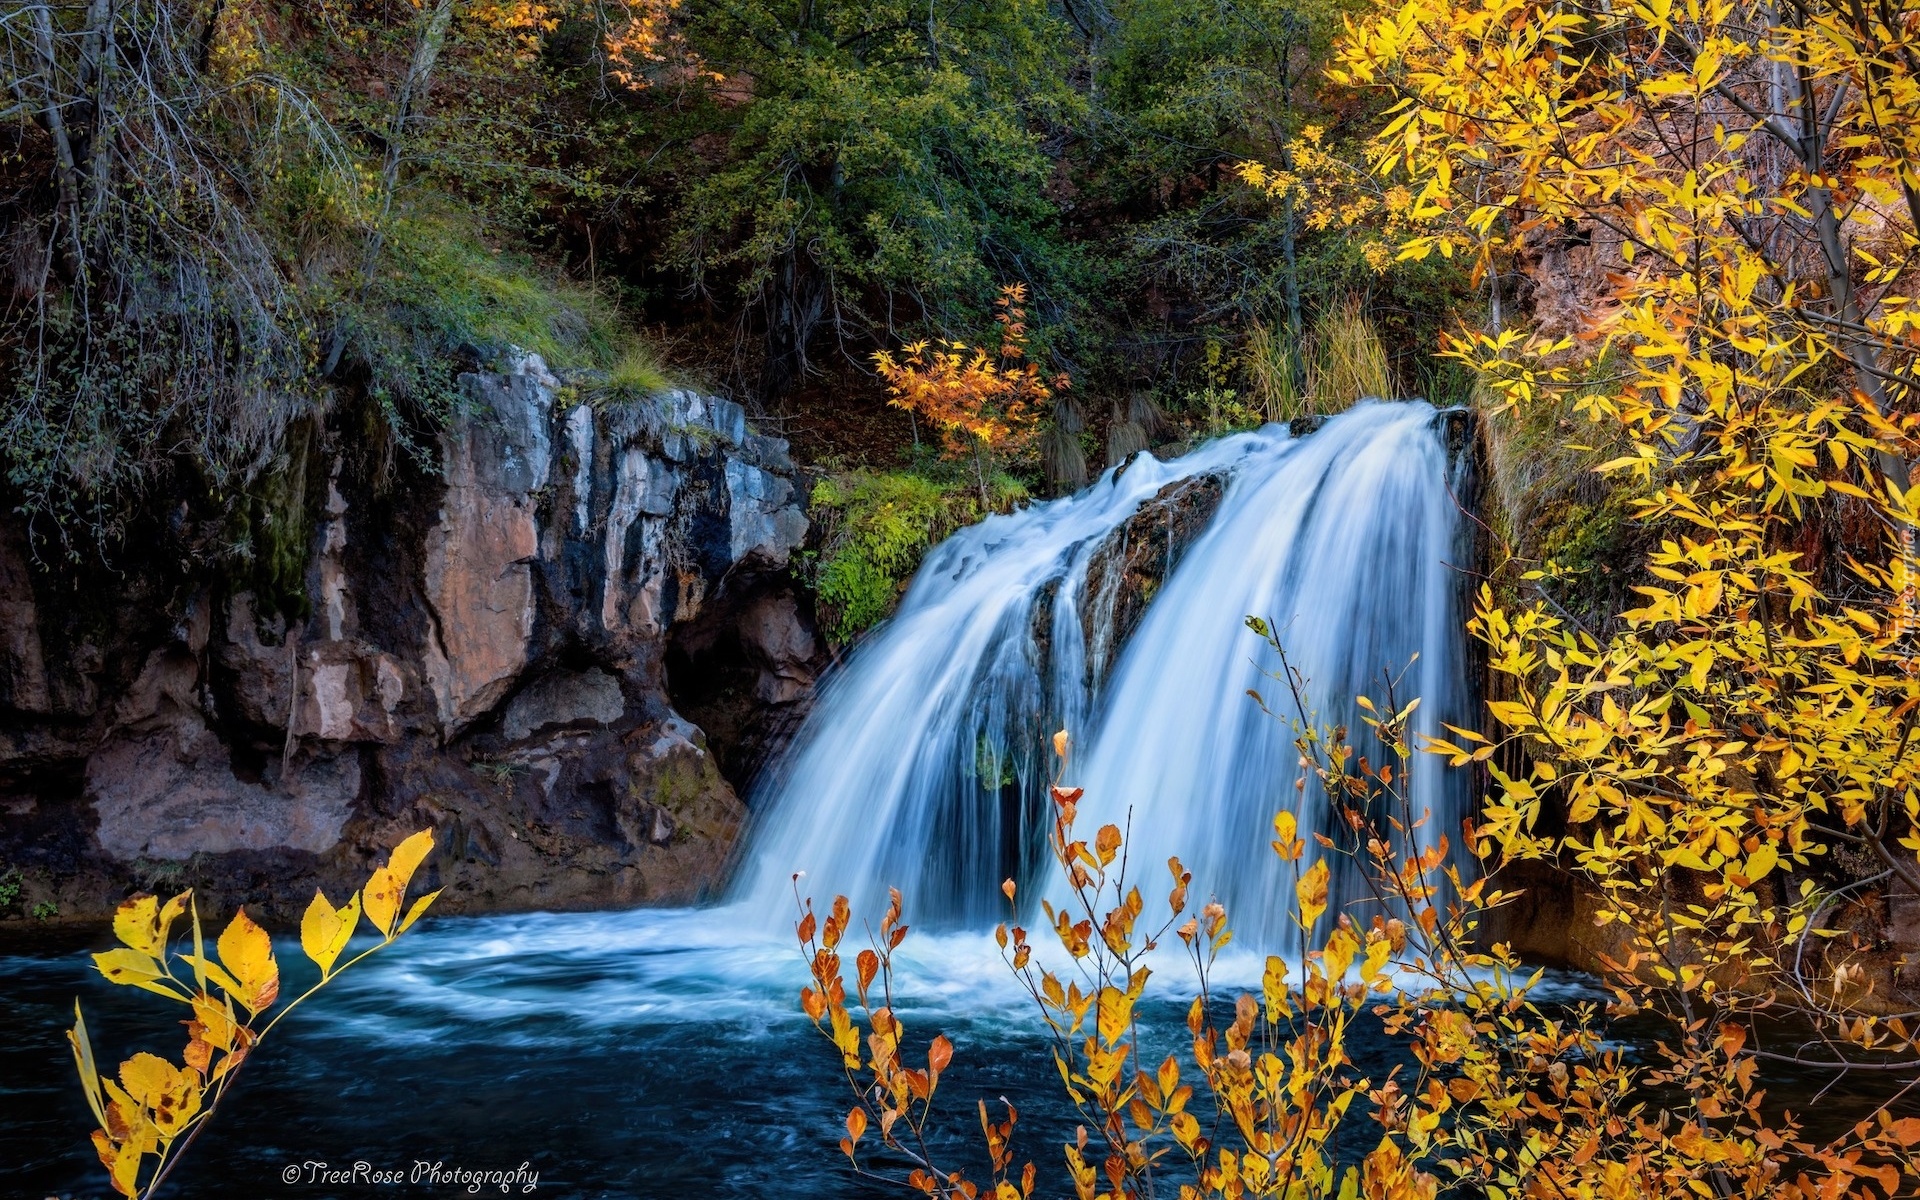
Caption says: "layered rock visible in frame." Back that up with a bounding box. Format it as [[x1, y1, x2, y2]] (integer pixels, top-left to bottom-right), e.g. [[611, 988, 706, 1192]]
[[0, 354, 823, 928]]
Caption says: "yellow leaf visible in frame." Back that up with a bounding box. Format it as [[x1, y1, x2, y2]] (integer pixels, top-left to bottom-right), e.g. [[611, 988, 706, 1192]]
[[302, 890, 361, 977], [216, 907, 279, 1015], [118, 1052, 201, 1138], [1262, 955, 1293, 1022], [399, 888, 441, 934], [189, 894, 207, 992], [108, 1136, 143, 1197], [1323, 928, 1358, 983], [1096, 985, 1133, 1047], [1272, 810, 1302, 861], [1171, 1110, 1201, 1150], [301, 889, 343, 977], [190, 991, 237, 1053], [112, 894, 160, 957], [1157, 1053, 1180, 1102], [177, 953, 246, 1000], [118, 1052, 181, 1106], [70, 1001, 106, 1131], [92, 949, 188, 1002], [1297, 858, 1330, 932], [386, 829, 436, 897], [1746, 843, 1779, 882], [363, 866, 403, 938]]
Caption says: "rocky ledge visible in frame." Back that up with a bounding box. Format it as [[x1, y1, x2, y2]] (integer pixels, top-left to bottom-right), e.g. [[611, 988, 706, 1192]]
[[0, 354, 825, 930]]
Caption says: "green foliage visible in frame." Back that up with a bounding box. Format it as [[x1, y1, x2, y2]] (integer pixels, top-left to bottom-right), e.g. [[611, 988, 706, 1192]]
[[647, 0, 1081, 392], [1476, 358, 1642, 627], [0, 868, 21, 913], [0, 0, 664, 555], [807, 469, 1026, 643], [2, 0, 1482, 556], [594, 345, 674, 404], [576, 0, 1478, 430]]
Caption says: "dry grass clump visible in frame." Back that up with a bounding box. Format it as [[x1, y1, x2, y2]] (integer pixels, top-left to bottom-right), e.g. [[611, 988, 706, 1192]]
[[1243, 297, 1398, 422]]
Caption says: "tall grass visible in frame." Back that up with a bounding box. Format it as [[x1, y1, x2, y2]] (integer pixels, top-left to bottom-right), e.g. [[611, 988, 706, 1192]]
[[1307, 298, 1396, 409], [1243, 297, 1398, 422], [1243, 320, 1305, 421]]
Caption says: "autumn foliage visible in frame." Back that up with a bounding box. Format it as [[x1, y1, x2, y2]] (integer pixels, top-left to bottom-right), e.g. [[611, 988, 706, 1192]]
[[71, 831, 440, 1199], [1332, 0, 1920, 1049], [875, 285, 1059, 503], [797, 680, 1920, 1199]]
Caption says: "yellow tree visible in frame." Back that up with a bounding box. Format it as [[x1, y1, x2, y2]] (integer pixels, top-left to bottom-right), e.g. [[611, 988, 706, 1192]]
[[1332, 0, 1920, 1103]]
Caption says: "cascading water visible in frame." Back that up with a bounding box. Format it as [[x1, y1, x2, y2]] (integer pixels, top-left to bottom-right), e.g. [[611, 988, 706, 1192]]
[[1073, 401, 1472, 951], [734, 399, 1473, 949]]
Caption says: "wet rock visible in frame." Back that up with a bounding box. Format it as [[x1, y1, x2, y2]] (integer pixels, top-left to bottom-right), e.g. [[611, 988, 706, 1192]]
[[742, 432, 795, 473], [217, 593, 296, 729], [725, 459, 807, 568], [0, 349, 818, 931], [89, 725, 359, 860], [665, 584, 826, 789], [599, 446, 677, 637], [115, 647, 204, 727], [295, 642, 413, 743], [1080, 472, 1229, 686], [421, 353, 555, 733], [737, 592, 818, 705], [1433, 405, 1476, 470]]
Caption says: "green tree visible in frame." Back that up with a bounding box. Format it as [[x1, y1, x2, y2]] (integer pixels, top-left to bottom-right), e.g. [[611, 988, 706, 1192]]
[[615, 0, 1082, 399]]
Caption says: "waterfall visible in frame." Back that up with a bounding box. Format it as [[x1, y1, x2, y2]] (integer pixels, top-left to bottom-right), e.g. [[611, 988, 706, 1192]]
[[732, 400, 1472, 951]]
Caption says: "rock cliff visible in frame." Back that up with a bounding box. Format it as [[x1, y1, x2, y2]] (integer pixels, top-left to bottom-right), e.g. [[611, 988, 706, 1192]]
[[0, 354, 823, 929]]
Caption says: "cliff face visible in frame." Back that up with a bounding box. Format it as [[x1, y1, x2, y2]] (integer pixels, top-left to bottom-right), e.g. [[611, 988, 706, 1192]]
[[0, 354, 823, 929]]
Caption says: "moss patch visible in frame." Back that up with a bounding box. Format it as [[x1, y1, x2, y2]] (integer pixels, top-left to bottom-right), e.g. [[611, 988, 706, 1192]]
[[805, 467, 1028, 645]]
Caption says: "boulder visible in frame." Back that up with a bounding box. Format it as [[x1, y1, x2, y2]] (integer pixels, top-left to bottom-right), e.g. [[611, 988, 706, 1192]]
[[503, 668, 626, 742], [88, 724, 359, 860]]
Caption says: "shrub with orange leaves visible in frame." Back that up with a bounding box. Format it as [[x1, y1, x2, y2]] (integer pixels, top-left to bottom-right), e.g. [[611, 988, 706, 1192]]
[[874, 285, 1060, 505], [70, 831, 440, 1199]]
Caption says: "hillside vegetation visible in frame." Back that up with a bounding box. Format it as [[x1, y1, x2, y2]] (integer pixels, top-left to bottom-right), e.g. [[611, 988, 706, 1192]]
[[0, 0, 1475, 562]]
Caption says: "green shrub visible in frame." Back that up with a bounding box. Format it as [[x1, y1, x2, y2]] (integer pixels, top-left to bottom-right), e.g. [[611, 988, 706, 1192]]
[[807, 469, 1027, 644]]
